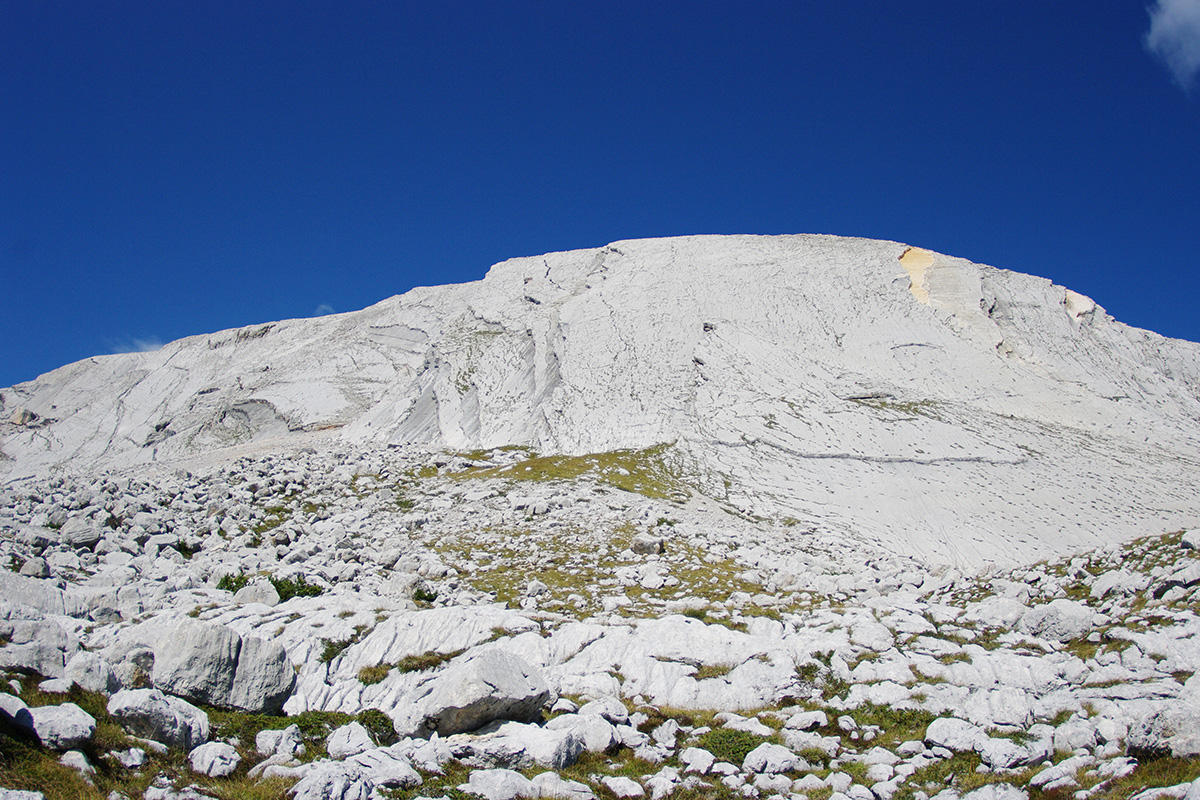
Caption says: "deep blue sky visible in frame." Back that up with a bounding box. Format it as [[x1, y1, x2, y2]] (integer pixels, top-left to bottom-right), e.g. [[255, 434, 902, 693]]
[[3, 2, 1198, 388]]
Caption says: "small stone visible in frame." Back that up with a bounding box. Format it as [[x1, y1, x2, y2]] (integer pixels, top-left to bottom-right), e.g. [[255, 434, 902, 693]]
[[631, 534, 665, 555]]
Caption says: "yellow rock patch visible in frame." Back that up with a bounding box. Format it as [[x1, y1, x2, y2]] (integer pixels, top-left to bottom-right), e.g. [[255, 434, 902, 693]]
[[899, 247, 935, 304]]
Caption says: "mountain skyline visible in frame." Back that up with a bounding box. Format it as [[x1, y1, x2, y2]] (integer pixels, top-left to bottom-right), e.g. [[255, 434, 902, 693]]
[[3, 3, 1199, 388]]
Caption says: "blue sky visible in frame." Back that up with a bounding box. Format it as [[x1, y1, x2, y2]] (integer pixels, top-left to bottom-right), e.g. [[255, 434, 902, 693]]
[[2, 2, 1198, 388]]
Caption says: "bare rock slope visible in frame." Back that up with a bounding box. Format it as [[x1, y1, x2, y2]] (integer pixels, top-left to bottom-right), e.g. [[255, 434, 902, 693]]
[[4, 234, 1200, 566]]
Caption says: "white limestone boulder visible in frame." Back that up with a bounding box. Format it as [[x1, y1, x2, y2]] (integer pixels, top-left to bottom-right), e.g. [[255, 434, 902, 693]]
[[290, 761, 370, 800], [151, 617, 294, 713], [107, 688, 209, 751], [924, 717, 989, 753], [1127, 674, 1200, 758], [64, 651, 121, 695], [401, 650, 552, 737], [233, 580, 280, 607], [602, 776, 645, 798], [1018, 599, 1098, 643], [531, 771, 596, 800], [459, 768, 535, 800], [327, 721, 374, 760], [27, 703, 95, 751], [742, 741, 802, 774], [58, 517, 103, 550], [545, 713, 617, 753], [189, 741, 241, 777], [449, 720, 583, 770]]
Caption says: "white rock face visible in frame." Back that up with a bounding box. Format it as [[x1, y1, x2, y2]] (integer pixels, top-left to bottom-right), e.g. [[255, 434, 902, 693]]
[[6, 235, 1200, 567]]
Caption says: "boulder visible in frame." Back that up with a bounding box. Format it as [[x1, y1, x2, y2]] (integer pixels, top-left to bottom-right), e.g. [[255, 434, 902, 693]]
[[742, 742, 801, 774], [327, 722, 374, 760], [404, 650, 552, 737], [18, 558, 48, 578], [544, 713, 618, 753], [924, 717, 989, 753], [578, 696, 629, 725], [189, 741, 241, 777], [450, 720, 583, 770], [233, 580, 280, 607], [290, 762, 371, 800], [257, 724, 302, 758], [1018, 599, 1097, 643], [27, 703, 95, 750], [107, 688, 209, 751], [531, 772, 596, 800], [1128, 676, 1200, 758], [0, 602, 80, 677], [58, 517, 103, 550], [962, 786, 1028, 800], [343, 747, 421, 790], [459, 768, 536, 800], [64, 651, 121, 695], [602, 777, 645, 798], [151, 618, 294, 713], [679, 746, 715, 774]]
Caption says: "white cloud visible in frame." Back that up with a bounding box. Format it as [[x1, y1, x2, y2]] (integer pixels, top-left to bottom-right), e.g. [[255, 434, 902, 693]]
[[109, 336, 164, 354], [1145, 0, 1200, 90], [313, 303, 336, 316]]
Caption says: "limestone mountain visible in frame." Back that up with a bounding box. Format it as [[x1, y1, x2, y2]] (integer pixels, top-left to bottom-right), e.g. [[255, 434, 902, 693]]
[[4, 234, 1200, 566]]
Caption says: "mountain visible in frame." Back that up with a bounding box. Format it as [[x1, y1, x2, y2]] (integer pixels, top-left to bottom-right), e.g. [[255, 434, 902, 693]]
[[4, 234, 1200, 566]]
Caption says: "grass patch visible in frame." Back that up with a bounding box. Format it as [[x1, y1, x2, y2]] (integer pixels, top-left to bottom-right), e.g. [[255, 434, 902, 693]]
[[450, 443, 692, 502], [694, 727, 771, 765], [695, 664, 733, 681], [358, 664, 391, 685]]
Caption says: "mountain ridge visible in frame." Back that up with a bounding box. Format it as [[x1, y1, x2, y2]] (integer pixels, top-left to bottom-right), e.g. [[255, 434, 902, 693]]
[[4, 234, 1200, 567]]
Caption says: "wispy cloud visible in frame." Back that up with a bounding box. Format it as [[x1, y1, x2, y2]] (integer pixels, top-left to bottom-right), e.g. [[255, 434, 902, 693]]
[[109, 336, 164, 354], [1145, 0, 1200, 90], [313, 303, 336, 316]]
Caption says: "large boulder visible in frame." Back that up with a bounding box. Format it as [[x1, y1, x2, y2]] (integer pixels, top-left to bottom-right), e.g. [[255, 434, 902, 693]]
[[1127, 675, 1200, 758], [58, 516, 103, 550], [107, 688, 209, 751], [64, 651, 121, 695], [0, 601, 79, 677], [925, 717, 989, 753], [151, 618, 294, 714], [402, 650, 553, 737], [1018, 599, 1097, 643], [450, 720, 583, 770], [27, 703, 95, 751]]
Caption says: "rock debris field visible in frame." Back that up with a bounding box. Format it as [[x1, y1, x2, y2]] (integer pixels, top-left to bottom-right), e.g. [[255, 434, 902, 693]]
[[4, 235, 1200, 800], [2, 442, 1200, 800]]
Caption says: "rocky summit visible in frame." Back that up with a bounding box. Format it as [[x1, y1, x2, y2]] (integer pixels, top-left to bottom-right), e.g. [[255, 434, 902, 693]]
[[1, 234, 1200, 800]]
